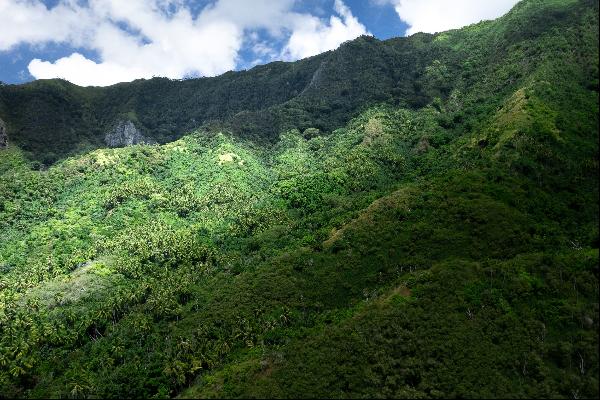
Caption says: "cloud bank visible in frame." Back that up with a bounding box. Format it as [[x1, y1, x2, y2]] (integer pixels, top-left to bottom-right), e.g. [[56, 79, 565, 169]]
[[0, 0, 369, 86], [380, 0, 520, 35], [282, 0, 368, 60]]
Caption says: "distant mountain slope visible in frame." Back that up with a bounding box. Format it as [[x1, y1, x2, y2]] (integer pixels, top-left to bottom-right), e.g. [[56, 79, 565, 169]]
[[1, 0, 596, 165]]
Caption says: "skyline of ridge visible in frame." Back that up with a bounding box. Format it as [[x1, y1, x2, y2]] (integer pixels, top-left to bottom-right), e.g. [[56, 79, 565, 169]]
[[0, 0, 520, 86]]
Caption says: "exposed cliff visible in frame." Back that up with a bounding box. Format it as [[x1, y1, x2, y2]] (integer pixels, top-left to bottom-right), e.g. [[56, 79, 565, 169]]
[[104, 120, 149, 147]]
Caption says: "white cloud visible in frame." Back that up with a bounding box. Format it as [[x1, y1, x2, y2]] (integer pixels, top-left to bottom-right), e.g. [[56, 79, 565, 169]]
[[0, 0, 94, 50], [0, 0, 368, 86], [198, 0, 296, 35], [28, 53, 148, 86], [382, 0, 520, 35], [282, 0, 369, 60]]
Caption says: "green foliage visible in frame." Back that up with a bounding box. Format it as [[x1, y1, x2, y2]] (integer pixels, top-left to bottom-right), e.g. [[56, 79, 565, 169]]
[[0, 0, 598, 398]]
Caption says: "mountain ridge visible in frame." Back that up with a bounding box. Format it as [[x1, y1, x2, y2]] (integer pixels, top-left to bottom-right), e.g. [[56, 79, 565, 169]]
[[1, 0, 596, 165]]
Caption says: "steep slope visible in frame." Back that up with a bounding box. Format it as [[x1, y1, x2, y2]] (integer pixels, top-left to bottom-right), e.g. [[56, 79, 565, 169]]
[[1, 0, 597, 166], [0, 0, 598, 398], [0, 35, 430, 165]]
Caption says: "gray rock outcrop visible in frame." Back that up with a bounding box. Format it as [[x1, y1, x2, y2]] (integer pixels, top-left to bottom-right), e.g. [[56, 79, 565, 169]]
[[104, 120, 148, 148], [0, 118, 8, 149]]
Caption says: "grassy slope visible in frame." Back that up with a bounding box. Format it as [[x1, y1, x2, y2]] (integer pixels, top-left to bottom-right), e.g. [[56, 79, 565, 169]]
[[0, 0, 598, 398]]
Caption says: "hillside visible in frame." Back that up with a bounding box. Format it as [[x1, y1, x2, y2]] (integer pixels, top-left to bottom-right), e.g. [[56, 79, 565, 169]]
[[0, 0, 598, 398], [1, 0, 597, 166]]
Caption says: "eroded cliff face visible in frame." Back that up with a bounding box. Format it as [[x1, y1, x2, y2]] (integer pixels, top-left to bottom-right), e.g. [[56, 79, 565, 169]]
[[0, 118, 8, 149], [104, 120, 148, 147]]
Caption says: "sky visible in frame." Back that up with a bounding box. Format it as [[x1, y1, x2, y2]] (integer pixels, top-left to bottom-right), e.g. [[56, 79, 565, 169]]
[[0, 0, 520, 87]]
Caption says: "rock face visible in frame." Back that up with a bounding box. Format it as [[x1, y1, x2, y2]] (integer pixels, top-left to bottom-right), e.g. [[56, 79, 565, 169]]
[[0, 118, 7, 149], [104, 120, 147, 147]]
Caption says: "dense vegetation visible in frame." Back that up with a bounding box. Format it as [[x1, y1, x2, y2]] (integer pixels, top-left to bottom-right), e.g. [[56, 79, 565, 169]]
[[0, 0, 598, 398], [4, 0, 595, 166], [0, 34, 425, 165]]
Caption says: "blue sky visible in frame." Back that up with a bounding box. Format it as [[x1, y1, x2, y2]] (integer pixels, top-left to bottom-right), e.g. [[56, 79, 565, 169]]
[[0, 0, 519, 87]]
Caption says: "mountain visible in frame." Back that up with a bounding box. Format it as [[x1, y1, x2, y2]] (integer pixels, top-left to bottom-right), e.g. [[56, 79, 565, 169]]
[[0, 0, 598, 398], [0, 34, 427, 165], [2, 0, 596, 166]]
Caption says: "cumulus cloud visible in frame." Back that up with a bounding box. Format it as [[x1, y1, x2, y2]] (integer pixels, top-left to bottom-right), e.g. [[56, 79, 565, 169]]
[[198, 0, 296, 34], [0, 0, 369, 86], [381, 0, 520, 35], [0, 0, 93, 50], [29, 53, 159, 87], [282, 0, 369, 60]]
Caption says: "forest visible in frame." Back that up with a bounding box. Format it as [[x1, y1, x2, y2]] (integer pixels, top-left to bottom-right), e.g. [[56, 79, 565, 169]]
[[0, 0, 598, 398]]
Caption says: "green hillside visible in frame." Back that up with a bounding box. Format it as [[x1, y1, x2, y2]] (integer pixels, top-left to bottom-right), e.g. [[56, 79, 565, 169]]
[[0, 0, 598, 398]]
